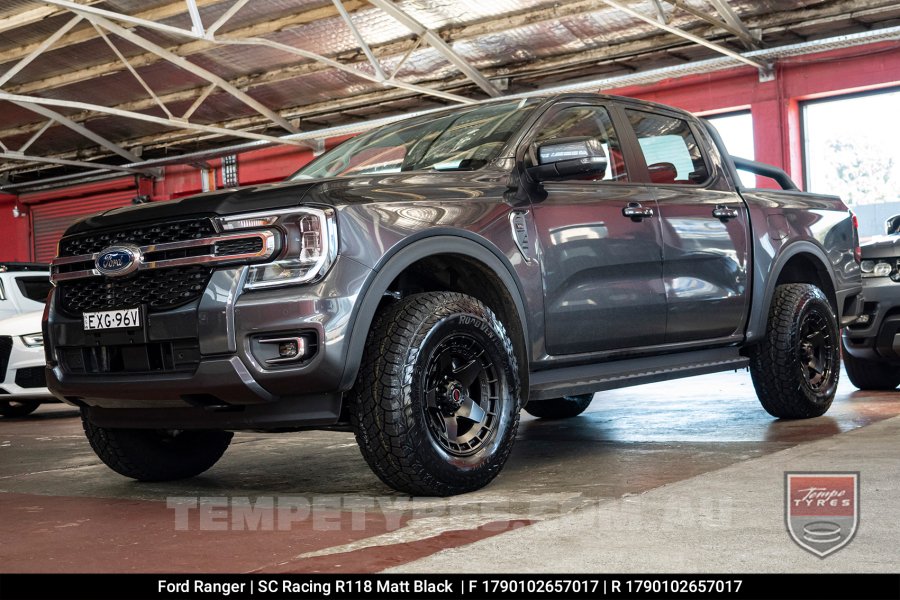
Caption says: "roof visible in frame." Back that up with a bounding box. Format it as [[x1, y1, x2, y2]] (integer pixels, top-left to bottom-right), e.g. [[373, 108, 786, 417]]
[[1, 0, 899, 188]]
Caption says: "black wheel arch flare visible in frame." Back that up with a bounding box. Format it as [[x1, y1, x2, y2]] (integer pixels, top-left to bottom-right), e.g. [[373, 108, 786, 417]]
[[339, 230, 532, 397]]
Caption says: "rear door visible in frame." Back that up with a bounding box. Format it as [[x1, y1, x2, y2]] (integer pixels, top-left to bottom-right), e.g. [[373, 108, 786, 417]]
[[524, 101, 667, 355], [622, 107, 750, 343]]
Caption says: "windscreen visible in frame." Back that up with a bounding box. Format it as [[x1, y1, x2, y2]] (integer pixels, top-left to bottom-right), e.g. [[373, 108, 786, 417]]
[[289, 99, 537, 180]]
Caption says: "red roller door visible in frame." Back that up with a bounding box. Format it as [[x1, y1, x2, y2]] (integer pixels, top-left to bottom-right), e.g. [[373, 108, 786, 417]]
[[26, 180, 137, 262]]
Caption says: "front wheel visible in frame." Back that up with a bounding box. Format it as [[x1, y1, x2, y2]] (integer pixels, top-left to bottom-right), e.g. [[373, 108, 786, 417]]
[[749, 283, 840, 418], [0, 400, 40, 418], [842, 343, 900, 390], [82, 415, 233, 481], [524, 394, 593, 419], [348, 292, 521, 496]]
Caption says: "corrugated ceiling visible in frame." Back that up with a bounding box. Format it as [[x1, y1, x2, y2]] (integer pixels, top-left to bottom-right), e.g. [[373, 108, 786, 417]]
[[1, 0, 899, 184]]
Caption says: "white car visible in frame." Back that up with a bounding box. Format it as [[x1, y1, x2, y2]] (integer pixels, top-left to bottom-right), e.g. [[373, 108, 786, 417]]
[[0, 263, 51, 321], [0, 310, 55, 417]]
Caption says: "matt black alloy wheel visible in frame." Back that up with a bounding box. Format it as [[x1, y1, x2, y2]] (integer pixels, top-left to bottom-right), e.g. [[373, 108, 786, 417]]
[[349, 291, 522, 496], [798, 309, 835, 392], [422, 334, 500, 457], [749, 283, 840, 419]]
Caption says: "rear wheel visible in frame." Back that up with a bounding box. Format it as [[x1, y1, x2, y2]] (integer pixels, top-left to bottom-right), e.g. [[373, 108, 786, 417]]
[[0, 400, 40, 418], [82, 415, 233, 481], [348, 292, 521, 496], [749, 283, 840, 418], [842, 343, 900, 390], [524, 394, 593, 419]]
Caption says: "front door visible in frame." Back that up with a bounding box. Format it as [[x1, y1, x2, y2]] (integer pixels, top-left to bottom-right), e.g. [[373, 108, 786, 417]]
[[525, 103, 667, 355]]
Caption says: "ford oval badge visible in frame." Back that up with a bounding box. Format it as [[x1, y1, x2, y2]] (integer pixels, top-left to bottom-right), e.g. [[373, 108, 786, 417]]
[[96, 245, 141, 277]]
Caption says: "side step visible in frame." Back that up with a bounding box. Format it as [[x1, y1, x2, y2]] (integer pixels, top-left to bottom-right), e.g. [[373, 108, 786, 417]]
[[529, 347, 749, 401]]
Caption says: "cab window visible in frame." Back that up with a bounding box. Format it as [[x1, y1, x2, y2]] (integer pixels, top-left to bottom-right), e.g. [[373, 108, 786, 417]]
[[625, 109, 708, 185], [532, 106, 629, 182]]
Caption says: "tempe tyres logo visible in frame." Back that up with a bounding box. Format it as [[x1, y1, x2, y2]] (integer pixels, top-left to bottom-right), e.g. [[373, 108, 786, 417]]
[[785, 472, 859, 558]]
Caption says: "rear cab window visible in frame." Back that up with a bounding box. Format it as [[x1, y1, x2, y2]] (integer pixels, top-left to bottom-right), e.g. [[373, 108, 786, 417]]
[[625, 109, 709, 185]]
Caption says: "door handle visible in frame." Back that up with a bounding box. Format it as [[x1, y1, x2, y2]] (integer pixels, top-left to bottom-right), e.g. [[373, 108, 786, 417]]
[[712, 205, 739, 220], [622, 202, 654, 222]]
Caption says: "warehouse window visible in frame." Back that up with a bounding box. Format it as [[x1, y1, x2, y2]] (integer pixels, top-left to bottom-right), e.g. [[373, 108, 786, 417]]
[[803, 88, 900, 239], [706, 111, 755, 188]]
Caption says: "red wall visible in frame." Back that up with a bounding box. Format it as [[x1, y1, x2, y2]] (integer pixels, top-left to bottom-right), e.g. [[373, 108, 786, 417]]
[[150, 136, 351, 201], [0, 193, 31, 262], [3, 41, 900, 262]]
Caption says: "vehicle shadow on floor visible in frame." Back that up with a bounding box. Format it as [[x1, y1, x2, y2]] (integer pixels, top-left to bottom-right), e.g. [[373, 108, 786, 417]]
[[103, 414, 807, 501]]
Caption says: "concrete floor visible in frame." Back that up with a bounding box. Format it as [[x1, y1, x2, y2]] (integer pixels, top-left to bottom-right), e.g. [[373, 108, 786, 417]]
[[1, 368, 898, 573]]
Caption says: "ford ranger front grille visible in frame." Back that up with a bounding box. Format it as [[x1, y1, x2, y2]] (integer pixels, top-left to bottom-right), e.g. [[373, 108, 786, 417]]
[[58, 265, 211, 315], [58, 218, 217, 257], [212, 236, 265, 256], [51, 222, 277, 315]]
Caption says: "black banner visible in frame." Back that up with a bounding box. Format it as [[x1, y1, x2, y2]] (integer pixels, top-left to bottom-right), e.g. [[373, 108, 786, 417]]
[[0, 573, 897, 600]]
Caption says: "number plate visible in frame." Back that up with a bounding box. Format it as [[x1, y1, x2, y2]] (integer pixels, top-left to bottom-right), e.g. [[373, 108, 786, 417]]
[[83, 308, 142, 331]]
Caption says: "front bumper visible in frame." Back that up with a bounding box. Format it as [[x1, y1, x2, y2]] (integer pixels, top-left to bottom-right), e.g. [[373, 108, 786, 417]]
[[45, 256, 372, 429], [842, 275, 900, 363], [0, 335, 53, 401]]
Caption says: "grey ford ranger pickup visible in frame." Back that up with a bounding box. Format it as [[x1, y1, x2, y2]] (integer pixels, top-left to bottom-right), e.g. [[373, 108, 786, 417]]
[[44, 94, 863, 496]]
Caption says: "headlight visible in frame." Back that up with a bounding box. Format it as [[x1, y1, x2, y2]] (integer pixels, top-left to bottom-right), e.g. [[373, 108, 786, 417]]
[[860, 258, 899, 279], [20, 332, 43, 347], [217, 207, 337, 290]]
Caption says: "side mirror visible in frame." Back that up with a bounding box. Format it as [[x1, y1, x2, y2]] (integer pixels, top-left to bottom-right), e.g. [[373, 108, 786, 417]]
[[886, 215, 900, 236], [528, 136, 607, 181]]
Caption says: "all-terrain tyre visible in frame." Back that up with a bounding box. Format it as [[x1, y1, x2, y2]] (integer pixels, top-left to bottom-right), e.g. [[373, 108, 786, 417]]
[[749, 283, 840, 418], [348, 292, 521, 496], [82, 415, 233, 481], [842, 342, 900, 390], [524, 394, 593, 419], [0, 400, 40, 418]]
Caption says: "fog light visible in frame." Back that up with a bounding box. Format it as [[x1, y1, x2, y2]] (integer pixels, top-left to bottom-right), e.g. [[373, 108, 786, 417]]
[[856, 314, 870, 324], [279, 341, 299, 359], [259, 336, 308, 364]]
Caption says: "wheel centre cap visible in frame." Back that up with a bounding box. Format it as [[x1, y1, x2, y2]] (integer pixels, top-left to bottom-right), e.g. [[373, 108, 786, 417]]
[[443, 382, 464, 411]]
